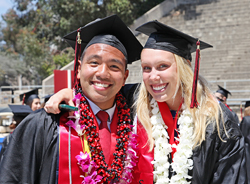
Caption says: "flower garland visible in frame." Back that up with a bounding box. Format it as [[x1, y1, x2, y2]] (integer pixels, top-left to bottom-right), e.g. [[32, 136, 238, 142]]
[[66, 87, 138, 183], [115, 126, 138, 184], [150, 98, 194, 184], [75, 151, 103, 183]]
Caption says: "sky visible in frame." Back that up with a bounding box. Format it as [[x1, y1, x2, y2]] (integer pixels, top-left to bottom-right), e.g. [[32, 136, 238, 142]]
[[0, 0, 14, 22]]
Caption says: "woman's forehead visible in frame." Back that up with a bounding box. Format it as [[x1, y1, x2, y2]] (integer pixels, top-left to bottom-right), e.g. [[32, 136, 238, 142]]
[[141, 49, 176, 63]]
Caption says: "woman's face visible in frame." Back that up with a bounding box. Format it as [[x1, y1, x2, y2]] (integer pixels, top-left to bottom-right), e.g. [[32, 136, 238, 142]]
[[31, 98, 41, 111], [141, 48, 179, 105]]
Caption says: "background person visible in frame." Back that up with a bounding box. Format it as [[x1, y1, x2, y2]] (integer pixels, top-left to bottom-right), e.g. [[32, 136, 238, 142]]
[[240, 100, 250, 182], [19, 88, 41, 111], [214, 85, 240, 124], [242, 101, 250, 117], [0, 105, 32, 161]]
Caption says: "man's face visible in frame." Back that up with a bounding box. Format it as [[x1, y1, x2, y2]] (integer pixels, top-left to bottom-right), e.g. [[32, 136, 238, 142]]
[[214, 92, 227, 104], [77, 43, 129, 110]]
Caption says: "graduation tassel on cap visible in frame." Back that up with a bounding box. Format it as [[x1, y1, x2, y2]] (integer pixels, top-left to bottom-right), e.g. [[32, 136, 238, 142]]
[[190, 40, 200, 108], [73, 28, 82, 89], [22, 94, 26, 105]]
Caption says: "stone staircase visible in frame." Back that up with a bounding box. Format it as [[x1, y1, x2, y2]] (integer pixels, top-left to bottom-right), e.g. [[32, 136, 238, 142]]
[[127, 0, 250, 111]]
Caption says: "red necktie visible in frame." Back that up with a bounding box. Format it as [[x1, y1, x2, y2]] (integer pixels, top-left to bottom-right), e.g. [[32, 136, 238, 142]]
[[97, 110, 110, 164]]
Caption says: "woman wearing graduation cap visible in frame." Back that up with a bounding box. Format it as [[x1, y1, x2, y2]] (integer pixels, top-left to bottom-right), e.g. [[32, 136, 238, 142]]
[[45, 20, 246, 183], [20, 88, 41, 111], [131, 20, 246, 184]]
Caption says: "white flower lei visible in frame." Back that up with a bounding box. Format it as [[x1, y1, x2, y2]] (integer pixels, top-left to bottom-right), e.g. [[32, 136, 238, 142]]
[[151, 98, 194, 184]]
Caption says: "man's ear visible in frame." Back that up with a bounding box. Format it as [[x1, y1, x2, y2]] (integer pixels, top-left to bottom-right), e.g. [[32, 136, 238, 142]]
[[123, 69, 129, 86], [77, 60, 81, 79]]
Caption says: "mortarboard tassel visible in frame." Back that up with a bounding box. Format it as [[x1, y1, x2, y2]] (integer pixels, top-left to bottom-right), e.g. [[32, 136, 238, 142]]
[[73, 28, 82, 89], [190, 40, 200, 108], [22, 94, 26, 105]]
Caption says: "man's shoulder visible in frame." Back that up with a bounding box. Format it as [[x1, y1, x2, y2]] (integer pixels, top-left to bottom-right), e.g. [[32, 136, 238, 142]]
[[18, 109, 61, 130], [11, 109, 61, 141], [27, 108, 59, 120], [120, 83, 140, 109], [121, 83, 140, 96]]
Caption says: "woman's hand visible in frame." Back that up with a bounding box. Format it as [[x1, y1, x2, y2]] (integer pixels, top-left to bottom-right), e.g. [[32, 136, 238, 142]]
[[44, 88, 74, 114]]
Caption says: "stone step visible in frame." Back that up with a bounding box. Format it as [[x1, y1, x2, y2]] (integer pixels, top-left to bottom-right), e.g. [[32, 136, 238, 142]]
[[200, 65, 250, 71]]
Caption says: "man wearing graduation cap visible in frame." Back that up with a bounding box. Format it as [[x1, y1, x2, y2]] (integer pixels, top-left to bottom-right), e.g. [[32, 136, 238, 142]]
[[240, 100, 250, 182], [20, 88, 41, 111], [0, 15, 142, 184], [214, 85, 240, 124], [214, 85, 231, 105], [0, 105, 32, 161]]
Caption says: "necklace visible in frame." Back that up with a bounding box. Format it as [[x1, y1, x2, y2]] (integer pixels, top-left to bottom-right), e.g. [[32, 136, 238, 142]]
[[150, 99, 194, 184], [66, 88, 137, 183]]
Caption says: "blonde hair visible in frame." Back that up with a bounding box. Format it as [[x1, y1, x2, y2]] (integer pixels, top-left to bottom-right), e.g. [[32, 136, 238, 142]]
[[136, 53, 223, 151], [244, 106, 250, 117]]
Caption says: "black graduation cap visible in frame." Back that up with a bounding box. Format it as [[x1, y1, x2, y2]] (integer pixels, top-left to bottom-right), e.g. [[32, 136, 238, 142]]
[[245, 101, 250, 108], [135, 20, 212, 61], [216, 85, 231, 99], [8, 105, 33, 117], [19, 88, 40, 105], [63, 14, 143, 64]]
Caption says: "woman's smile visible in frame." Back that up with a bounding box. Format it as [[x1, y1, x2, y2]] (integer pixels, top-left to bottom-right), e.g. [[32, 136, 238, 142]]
[[151, 83, 168, 92]]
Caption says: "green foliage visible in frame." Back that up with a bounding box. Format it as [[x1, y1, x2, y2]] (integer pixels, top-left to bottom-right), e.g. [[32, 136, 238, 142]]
[[0, 50, 27, 85], [0, 0, 164, 85], [43, 49, 75, 77]]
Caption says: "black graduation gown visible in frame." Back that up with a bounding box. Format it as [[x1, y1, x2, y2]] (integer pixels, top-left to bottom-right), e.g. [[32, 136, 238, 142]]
[[120, 83, 140, 118], [191, 103, 247, 183], [0, 134, 12, 162], [231, 109, 240, 125], [0, 86, 247, 183], [240, 116, 250, 183], [0, 109, 59, 184]]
